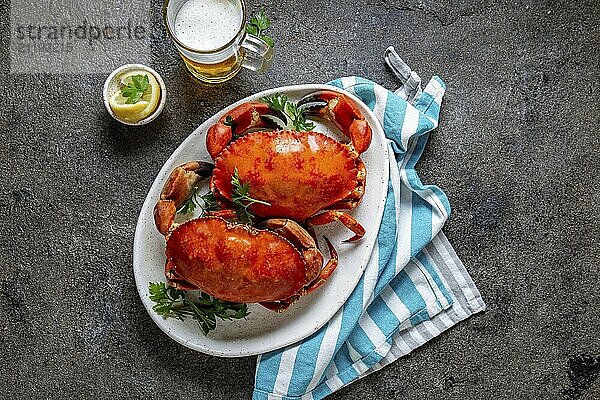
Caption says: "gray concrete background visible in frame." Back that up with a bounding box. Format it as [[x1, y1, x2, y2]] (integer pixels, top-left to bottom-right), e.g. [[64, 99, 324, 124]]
[[1, 0, 599, 399]]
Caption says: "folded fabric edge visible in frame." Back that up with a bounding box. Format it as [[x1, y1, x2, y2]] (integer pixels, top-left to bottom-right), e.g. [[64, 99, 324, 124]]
[[429, 231, 486, 312], [313, 231, 486, 395], [253, 232, 485, 400], [413, 75, 446, 123], [253, 301, 448, 400]]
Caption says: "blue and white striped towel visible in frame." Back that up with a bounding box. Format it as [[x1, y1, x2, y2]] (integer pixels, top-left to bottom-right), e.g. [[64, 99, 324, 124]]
[[253, 62, 486, 399]]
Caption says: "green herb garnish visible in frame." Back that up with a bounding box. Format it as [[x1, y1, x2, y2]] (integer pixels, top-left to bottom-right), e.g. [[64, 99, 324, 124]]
[[261, 93, 288, 112], [260, 93, 316, 132], [149, 282, 249, 335], [120, 74, 149, 104], [176, 186, 198, 216], [177, 188, 198, 216], [177, 188, 221, 216], [199, 191, 220, 213], [231, 168, 271, 223], [285, 102, 316, 131], [177, 171, 269, 223], [246, 11, 274, 48]]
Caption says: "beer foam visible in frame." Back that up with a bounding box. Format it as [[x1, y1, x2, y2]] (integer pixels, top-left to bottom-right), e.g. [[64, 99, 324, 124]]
[[174, 0, 242, 51]]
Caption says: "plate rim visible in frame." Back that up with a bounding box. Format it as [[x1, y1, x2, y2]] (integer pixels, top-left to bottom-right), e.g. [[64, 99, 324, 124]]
[[133, 83, 390, 357]]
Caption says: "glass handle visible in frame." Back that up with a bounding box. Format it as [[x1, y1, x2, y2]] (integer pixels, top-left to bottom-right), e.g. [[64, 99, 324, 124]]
[[241, 34, 273, 72]]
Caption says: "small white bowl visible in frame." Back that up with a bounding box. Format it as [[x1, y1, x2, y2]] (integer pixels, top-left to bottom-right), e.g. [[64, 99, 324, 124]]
[[103, 64, 167, 126]]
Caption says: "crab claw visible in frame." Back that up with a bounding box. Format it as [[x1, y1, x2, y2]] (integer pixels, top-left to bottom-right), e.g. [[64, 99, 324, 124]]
[[296, 95, 328, 111], [153, 161, 214, 236], [298, 90, 372, 155], [206, 102, 282, 160]]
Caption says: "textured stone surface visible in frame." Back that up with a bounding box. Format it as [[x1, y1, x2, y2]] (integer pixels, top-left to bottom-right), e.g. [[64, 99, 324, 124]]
[[1, 0, 598, 398]]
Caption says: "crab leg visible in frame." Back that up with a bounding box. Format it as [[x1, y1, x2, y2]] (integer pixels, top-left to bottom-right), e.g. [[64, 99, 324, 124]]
[[307, 211, 366, 243], [205, 209, 238, 220], [298, 90, 372, 155], [206, 102, 278, 160], [303, 238, 338, 294], [259, 219, 338, 313], [259, 298, 299, 313], [261, 219, 324, 283], [260, 237, 339, 312], [153, 161, 214, 236], [304, 224, 319, 244]]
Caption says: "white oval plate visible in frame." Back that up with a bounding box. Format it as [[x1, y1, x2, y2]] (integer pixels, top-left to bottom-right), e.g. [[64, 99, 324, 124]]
[[133, 84, 389, 357]]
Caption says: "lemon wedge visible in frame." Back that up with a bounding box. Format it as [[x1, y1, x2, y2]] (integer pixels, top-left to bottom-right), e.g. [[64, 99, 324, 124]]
[[108, 71, 161, 123], [109, 92, 150, 121], [141, 74, 161, 113]]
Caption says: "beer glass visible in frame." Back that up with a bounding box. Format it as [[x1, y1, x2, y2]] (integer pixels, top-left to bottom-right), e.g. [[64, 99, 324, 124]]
[[164, 0, 273, 83]]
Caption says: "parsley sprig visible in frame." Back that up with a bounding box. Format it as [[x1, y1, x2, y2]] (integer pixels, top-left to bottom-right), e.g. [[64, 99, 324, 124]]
[[261, 93, 288, 112], [177, 188, 198, 215], [177, 188, 220, 217], [231, 168, 271, 223], [261, 93, 316, 132], [175, 169, 271, 223], [285, 102, 316, 131], [246, 11, 274, 48], [199, 191, 219, 213], [149, 282, 249, 335], [120, 74, 149, 104]]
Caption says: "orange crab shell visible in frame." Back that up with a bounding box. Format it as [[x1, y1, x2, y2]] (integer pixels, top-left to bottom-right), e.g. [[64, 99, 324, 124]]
[[211, 130, 359, 221], [166, 217, 311, 303]]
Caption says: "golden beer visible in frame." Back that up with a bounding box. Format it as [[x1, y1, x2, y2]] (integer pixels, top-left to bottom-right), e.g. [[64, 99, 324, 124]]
[[179, 49, 245, 83], [164, 0, 272, 83]]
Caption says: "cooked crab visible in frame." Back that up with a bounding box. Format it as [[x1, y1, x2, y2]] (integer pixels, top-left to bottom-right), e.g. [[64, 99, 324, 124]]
[[153, 162, 338, 312], [205, 90, 372, 242], [164, 216, 337, 312]]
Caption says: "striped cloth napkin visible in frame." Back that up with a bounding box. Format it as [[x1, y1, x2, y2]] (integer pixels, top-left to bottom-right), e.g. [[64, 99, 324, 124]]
[[253, 52, 486, 400]]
